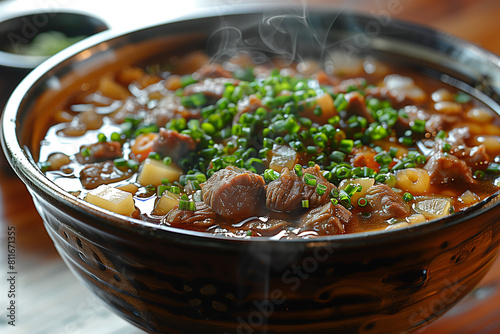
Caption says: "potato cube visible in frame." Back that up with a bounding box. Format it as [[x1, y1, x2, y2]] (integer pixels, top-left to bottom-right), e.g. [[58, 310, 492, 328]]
[[85, 185, 135, 216], [152, 191, 180, 215], [137, 158, 182, 186], [269, 144, 297, 172], [413, 197, 451, 220]]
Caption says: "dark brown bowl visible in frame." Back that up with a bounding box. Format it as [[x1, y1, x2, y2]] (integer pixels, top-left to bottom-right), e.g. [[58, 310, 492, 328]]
[[3, 6, 500, 334]]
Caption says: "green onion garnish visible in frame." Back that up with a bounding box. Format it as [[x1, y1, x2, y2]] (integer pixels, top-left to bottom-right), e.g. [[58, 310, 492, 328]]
[[148, 152, 161, 160], [302, 200, 310, 208], [304, 173, 317, 186], [316, 183, 327, 196], [294, 164, 303, 177], [163, 156, 172, 165], [264, 169, 280, 182], [114, 157, 127, 167], [358, 197, 368, 207], [403, 192, 414, 202]]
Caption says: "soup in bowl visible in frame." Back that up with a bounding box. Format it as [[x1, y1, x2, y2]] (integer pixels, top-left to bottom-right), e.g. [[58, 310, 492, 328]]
[[3, 7, 500, 334]]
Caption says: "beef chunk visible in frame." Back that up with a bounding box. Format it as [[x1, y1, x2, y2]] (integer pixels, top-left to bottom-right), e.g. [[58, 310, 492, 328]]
[[184, 77, 238, 102], [424, 151, 475, 184], [453, 145, 490, 169], [365, 184, 410, 219], [298, 202, 350, 235], [266, 168, 304, 211], [201, 166, 265, 220], [302, 165, 336, 208], [333, 78, 367, 94], [80, 161, 132, 189], [76, 141, 122, 164], [425, 114, 462, 133], [266, 165, 336, 212], [196, 63, 233, 80], [163, 202, 217, 228], [110, 96, 145, 124], [239, 218, 289, 237], [395, 105, 462, 135], [151, 128, 196, 162], [343, 91, 375, 123]]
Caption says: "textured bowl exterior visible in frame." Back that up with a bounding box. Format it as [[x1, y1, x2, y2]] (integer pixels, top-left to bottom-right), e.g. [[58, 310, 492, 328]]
[[32, 187, 500, 334], [4, 7, 500, 334]]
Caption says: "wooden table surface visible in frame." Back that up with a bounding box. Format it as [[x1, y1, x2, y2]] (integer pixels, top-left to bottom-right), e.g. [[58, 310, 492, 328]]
[[1, 1, 500, 333]]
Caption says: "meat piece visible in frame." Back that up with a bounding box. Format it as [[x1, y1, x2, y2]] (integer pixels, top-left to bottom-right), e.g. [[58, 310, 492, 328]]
[[453, 145, 490, 169], [163, 202, 217, 228], [233, 94, 263, 125], [365, 184, 410, 219], [145, 92, 186, 127], [151, 128, 196, 162], [447, 127, 470, 146], [302, 165, 336, 208], [298, 202, 350, 235], [396, 106, 430, 133], [266, 165, 336, 212], [395, 105, 463, 135], [184, 77, 238, 102], [238, 218, 290, 237], [196, 63, 233, 80], [266, 168, 304, 211], [343, 91, 375, 123], [80, 161, 132, 189], [201, 166, 265, 220], [333, 78, 367, 94], [425, 114, 462, 133], [110, 96, 146, 124], [424, 151, 475, 184], [76, 141, 122, 164]]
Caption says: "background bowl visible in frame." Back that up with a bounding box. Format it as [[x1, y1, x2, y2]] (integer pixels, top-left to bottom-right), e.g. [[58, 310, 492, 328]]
[[3, 7, 500, 334]]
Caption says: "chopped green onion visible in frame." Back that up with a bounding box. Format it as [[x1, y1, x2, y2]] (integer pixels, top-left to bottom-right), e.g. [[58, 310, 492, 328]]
[[330, 151, 346, 164], [316, 183, 327, 196], [182, 93, 207, 108], [148, 152, 161, 160], [436, 130, 446, 140], [294, 164, 303, 177], [157, 185, 169, 196], [114, 157, 127, 167], [403, 192, 413, 202], [357, 197, 368, 207], [170, 186, 180, 194], [334, 93, 348, 111], [410, 119, 426, 134], [338, 139, 354, 154], [302, 200, 310, 208], [181, 74, 197, 87], [161, 178, 170, 185], [127, 159, 139, 171], [110, 132, 122, 142], [442, 143, 452, 153], [264, 169, 280, 182], [330, 198, 339, 205], [304, 173, 317, 186], [80, 147, 91, 157], [97, 133, 107, 143], [474, 170, 485, 179], [163, 156, 172, 165]]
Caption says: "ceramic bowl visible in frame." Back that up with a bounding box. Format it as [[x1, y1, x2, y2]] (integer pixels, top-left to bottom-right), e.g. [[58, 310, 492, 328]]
[[3, 7, 500, 334]]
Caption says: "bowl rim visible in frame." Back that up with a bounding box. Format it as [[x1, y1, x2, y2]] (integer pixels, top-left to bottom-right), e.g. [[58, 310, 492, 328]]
[[3, 4, 500, 246]]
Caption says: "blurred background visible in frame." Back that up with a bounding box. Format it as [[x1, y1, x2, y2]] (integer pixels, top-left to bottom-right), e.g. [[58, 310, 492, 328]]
[[1, 0, 500, 333]]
